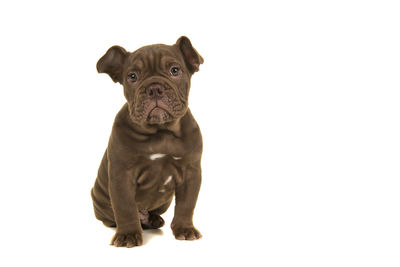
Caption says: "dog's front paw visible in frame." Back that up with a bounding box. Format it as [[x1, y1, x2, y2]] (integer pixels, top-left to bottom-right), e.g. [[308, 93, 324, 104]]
[[172, 226, 202, 240], [111, 231, 143, 247]]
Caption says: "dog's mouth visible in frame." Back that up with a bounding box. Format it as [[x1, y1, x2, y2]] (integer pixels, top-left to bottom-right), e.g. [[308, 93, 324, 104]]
[[147, 106, 172, 123]]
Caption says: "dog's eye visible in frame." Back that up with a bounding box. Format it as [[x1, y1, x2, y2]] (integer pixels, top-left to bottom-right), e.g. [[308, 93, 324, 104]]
[[128, 73, 137, 82], [170, 67, 180, 76]]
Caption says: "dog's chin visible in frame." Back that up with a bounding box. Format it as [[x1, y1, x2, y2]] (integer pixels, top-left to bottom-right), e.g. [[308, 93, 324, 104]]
[[129, 101, 188, 126], [146, 107, 174, 125]]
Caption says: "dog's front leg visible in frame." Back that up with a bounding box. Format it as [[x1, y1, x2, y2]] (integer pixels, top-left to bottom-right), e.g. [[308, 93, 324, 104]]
[[171, 162, 202, 240], [108, 164, 143, 247]]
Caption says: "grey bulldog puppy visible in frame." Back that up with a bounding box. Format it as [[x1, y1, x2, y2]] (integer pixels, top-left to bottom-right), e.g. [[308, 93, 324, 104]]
[[91, 36, 204, 247]]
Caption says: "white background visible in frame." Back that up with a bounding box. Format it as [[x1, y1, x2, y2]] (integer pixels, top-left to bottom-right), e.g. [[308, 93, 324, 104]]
[[0, 0, 399, 266]]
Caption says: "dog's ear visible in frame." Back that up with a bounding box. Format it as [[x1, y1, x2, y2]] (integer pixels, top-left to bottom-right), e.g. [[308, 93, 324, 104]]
[[175, 36, 204, 73], [96, 46, 128, 84]]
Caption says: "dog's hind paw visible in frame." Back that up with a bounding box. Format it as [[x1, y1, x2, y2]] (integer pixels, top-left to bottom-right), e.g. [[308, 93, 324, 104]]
[[141, 212, 165, 229]]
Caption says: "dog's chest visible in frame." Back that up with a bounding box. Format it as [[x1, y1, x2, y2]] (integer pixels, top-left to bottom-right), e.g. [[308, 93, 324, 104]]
[[136, 153, 184, 204], [145, 152, 184, 188], [132, 131, 189, 207]]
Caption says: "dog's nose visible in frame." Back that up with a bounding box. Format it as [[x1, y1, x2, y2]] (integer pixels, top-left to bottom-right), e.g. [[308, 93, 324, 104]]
[[146, 83, 165, 98]]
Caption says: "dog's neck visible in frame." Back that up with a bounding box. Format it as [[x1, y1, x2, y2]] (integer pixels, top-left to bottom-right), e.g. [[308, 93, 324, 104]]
[[129, 115, 183, 138]]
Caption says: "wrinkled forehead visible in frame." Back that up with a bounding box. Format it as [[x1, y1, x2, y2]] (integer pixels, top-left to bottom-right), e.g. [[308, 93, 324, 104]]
[[126, 44, 183, 71]]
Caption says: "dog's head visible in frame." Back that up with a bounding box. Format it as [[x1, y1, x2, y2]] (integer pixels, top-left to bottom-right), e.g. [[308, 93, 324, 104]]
[[97, 36, 203, 125]]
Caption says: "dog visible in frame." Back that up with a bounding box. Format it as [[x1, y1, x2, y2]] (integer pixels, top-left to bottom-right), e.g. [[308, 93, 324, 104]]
[[91, 36, 204, 247]]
